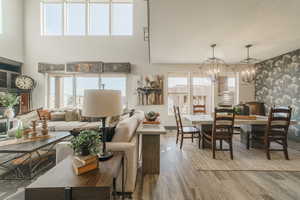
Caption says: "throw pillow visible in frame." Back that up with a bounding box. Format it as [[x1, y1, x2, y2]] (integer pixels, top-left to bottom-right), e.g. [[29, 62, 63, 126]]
[[16, 110, 39, 128], [50, 112, 66, 121], [113, 116, 139, 143], [65, 110, 78, 122]]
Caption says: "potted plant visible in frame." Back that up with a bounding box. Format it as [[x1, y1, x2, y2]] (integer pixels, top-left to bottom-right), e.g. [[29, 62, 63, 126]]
[[0, 92, 20, 119], [70, 130, 101, 156]]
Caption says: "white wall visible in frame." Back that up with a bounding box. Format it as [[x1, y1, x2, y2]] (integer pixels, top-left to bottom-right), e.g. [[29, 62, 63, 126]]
[[23, 0, 255, 125], [0, 0, 24, 62], [150, 0, 300, 63]]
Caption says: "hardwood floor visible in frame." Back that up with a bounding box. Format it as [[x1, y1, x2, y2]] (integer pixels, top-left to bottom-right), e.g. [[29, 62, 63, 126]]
[[133, 132, 300, 200]]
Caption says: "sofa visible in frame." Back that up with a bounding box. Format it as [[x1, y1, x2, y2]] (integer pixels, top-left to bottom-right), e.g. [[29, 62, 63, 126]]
[[55, 110, 144, 194]]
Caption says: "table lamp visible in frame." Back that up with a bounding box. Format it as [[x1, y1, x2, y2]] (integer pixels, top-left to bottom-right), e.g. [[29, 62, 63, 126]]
[[82, 89, 122, 161]]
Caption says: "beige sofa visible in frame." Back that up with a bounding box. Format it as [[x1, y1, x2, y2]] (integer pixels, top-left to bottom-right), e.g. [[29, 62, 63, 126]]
[[55, 111, 144, 194]]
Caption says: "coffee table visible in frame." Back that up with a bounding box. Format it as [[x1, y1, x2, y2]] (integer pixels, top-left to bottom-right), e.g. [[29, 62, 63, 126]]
[[0, 132, 71, 180], [25, 152, 125, 200]]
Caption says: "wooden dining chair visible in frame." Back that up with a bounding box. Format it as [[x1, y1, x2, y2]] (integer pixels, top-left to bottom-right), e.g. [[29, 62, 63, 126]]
[[202, 107, 235, 159], [173, 106, 201, 149], [252, 106, 292, 160], [193, 105, 206, 114]]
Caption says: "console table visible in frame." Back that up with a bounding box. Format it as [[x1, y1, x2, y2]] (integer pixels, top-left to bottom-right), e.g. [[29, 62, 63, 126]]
[[25, 152, 124, 200], [137, 124, 166, 175]]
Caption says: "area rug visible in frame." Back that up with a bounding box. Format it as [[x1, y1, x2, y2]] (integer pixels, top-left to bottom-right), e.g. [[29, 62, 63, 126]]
[[180, 136, 300, 171]]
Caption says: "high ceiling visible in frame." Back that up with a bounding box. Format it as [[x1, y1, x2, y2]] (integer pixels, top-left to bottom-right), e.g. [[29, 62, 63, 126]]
[[149, 0, 300, 64]]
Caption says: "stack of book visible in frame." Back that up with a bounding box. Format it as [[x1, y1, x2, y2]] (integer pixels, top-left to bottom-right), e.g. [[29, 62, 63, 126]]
[[142, 120, 160, 128], [72, 155, 99, 175]]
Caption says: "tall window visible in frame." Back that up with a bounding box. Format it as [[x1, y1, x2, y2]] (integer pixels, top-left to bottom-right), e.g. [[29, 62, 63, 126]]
[[89, 2, 109, 35], [111, 1, 133, 35], [101, 76, 126, 104], [192, 76, 212, 114], [42, 2, 63, 35], [66, 1, 86, 35], [167, 74, 189, 115], [63, 76, 74, 107], [218, 76, 236, 106], [76, 76, 99, 107], [167, 73, 214, 115], [49, 77, 56, 108], [41, 0, 133, 36], [47, 74, 127, 108]]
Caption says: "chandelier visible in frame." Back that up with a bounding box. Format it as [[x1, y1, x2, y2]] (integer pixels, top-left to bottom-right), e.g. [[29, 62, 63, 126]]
[[240, 44, 259, 84], [199, 44, 227, 83]]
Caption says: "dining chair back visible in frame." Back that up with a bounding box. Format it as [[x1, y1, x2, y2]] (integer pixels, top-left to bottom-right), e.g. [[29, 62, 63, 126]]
[[193, 105, 206, 114], [265, 106, 292, 160], [202, 107, 235, 159]]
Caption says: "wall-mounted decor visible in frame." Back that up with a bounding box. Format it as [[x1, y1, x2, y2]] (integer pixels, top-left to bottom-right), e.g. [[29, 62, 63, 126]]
[[137, 75, 164, 105], [38, 62, 131, 74], [255, 48, 300, 139], [66, 62, 103, 73], [103, 63, 131, 73], [38, 63, 65, 73]]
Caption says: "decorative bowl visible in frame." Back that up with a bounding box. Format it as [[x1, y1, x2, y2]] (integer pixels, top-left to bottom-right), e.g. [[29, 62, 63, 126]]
[[145, 111, 159, 121]]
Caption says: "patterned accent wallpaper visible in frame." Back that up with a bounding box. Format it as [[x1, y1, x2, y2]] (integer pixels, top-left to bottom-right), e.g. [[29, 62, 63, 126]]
[[255, 49, 300, 139]]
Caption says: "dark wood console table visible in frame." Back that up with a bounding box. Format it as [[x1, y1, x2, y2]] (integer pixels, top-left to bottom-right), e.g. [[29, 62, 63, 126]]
[[25, 152, 124, 200]]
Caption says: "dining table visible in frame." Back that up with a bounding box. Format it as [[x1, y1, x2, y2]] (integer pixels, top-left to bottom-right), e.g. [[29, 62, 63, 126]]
[[184, 114, 298, 149]]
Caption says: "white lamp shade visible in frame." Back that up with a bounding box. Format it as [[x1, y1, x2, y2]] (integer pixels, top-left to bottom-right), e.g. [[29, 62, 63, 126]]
[[82, 89, 123, 117]]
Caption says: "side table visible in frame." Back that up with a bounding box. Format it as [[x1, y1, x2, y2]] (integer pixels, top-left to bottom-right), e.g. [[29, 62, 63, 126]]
[[137, 124, 166, 175]]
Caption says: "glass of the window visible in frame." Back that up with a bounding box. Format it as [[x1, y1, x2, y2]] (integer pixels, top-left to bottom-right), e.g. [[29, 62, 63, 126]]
[[49, 77, 56, 108], [76, 77, 99, 107], [192, 77, 212, 114], [66, 3, 86, 35], [111, 3, 133, 35], [89, 3, 110, 35], [167, 77, 189, 115], [101, 77, 126, 104], [62, 77, 74, 108], [218, 76, 236, 106], [42, 3, 63, 35]]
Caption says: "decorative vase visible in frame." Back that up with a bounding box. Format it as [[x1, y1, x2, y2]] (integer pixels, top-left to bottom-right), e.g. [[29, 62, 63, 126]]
[[4, 107, 15, 119], [15, 128, 22, 139]]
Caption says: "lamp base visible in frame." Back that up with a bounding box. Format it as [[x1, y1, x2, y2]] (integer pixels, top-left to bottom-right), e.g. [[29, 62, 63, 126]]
[[98, 151, 113, 161]]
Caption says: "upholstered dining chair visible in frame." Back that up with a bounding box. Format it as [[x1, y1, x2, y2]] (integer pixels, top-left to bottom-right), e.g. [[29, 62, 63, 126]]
[[173, 106, 201, 149], [202, 107, 235, 159]]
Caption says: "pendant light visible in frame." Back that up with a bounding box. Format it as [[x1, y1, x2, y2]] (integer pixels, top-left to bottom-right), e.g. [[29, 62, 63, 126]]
[[240, 44, 259, 84], [199, 44, 227, 83]]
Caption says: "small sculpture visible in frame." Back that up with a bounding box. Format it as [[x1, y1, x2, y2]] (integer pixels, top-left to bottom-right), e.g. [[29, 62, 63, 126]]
[[31, 120, 37, 138], [41, 116, 48, 136]]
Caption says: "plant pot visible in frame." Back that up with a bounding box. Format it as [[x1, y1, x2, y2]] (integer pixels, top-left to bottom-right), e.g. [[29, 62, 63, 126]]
[[80, 147, 90, 156]]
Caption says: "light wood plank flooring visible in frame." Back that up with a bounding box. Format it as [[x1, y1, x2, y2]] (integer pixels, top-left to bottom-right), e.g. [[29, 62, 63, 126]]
[[133, 133, 300, 200]]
